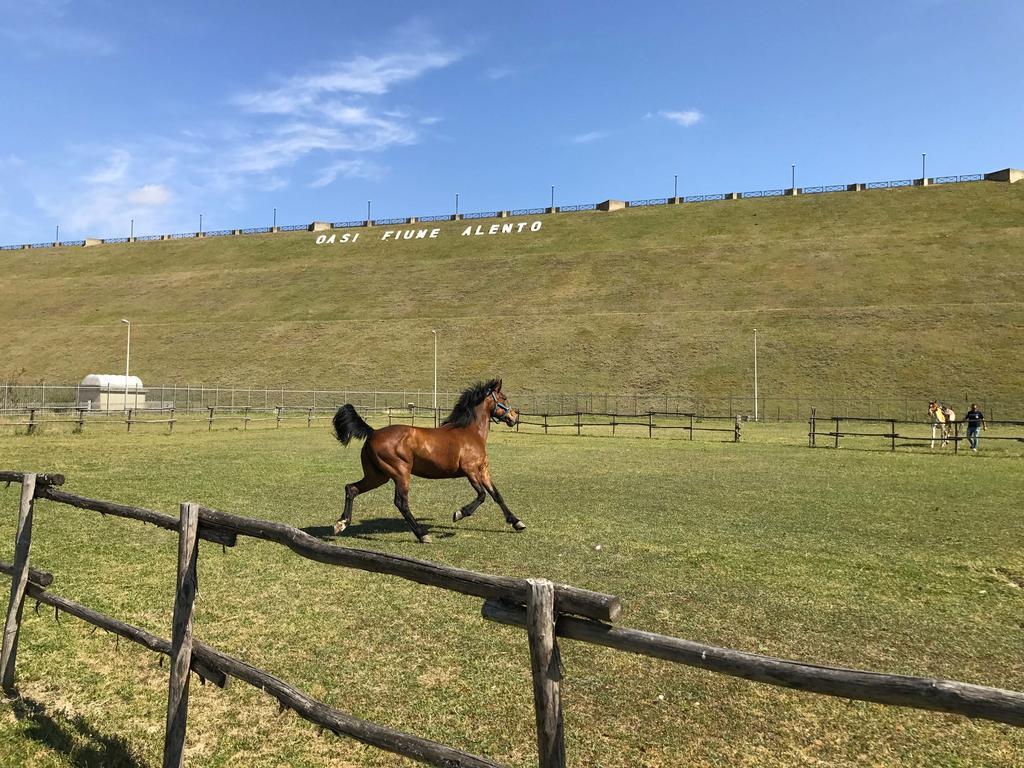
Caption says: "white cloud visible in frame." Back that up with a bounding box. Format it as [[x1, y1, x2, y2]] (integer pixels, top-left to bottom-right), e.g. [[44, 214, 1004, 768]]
[[660, 109, 704, 127], [1, 0, 114, 56], [2, 28, 462, 240], [127, 184, 172, 207], [570, 131, 607, 145], [483, 66, 515, 80], [234, 50, 462, 115], [224, 44, 461, 179], [85, 150, 131, 184], [310, 159, 384, 188]]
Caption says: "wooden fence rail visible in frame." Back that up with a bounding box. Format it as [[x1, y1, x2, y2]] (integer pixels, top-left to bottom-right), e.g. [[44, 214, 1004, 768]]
[[807, 409, 1024, 452], [3, 469, 1023, 768], [0, 559, 503, 768], [2, 405, 744, 442], [482, 601, 1024, 727]]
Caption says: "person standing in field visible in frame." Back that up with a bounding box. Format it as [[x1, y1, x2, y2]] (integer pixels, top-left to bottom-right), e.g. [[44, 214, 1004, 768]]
[[965, 403, 986, 452]]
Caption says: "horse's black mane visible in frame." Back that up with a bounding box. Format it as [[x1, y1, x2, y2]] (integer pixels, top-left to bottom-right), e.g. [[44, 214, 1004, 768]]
[[442, 379, 501, 427]]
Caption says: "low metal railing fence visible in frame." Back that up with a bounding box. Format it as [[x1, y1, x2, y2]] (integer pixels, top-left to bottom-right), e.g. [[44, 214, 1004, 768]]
[[3, 172, 993, 250]]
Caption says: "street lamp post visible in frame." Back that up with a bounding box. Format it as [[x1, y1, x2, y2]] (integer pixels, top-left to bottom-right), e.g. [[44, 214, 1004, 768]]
[[367, 201, 371, 224], [674, 174, 678, 198], [121, 319, 131, 412], [431, 330, 438, 424], [753, 328, 759, 422], [55, 225, 60, 245], [922, 153, 926, 179], [550, 185, 555, 210], [455, 193, 459, 217], [791, 165, 796, 189]]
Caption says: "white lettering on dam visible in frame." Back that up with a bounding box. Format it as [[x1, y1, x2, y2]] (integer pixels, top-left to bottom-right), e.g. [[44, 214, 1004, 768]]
[[461, 221, 542, 236]]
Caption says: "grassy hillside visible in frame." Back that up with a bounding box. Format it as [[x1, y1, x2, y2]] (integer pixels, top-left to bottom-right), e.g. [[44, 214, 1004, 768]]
[[2, 181, 1022, 403]]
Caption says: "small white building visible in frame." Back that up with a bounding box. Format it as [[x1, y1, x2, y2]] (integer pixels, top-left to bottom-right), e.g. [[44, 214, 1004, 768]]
[[77, 374, 146, 411]]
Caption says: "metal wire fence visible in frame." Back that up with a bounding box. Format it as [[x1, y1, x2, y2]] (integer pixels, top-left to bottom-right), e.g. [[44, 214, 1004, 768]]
[[2, 383, 1020, 422]]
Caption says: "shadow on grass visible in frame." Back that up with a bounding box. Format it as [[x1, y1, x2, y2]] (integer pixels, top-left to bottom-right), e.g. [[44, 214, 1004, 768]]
[[10, 695, 148, 768], [302, 517, 455, 541], [302, 514, 512, 542]]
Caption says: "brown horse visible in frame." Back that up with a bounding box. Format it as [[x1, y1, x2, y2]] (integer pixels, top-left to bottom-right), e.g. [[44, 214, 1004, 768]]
[[331, 378, 524, 543]]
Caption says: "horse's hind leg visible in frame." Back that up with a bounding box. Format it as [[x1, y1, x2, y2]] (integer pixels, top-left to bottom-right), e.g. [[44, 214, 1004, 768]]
[[393, 475, 431, 544], [453, 479, 486, 523], [334, 467, 386, 535]]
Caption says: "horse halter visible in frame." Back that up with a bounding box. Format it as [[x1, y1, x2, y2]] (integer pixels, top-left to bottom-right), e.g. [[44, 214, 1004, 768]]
[[488, 390, 514, 424]]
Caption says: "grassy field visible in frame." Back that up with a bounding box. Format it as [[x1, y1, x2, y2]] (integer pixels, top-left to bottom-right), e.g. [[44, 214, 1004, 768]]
[[2, 181, 1023, 403], [1, 425, 1022, 767]]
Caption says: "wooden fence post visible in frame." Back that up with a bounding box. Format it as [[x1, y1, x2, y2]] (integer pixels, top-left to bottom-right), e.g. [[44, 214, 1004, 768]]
[[307, 408, 313, 428], [27, 409, 36, 436], [1, 474, 36, 693], [689, 414, 694, 441], [834, 417, 840, 449], [526, 579, 566, 768], [276, 406, 282, 428], [168, 408, 175, 435], [543, 415, 548, 435], [127, 409, 133, 433], [576, 412, 581, 437], [76, 408, 86, 433], [163, 502, 200, 768], [890, 419, 896, 452], [207, 407, 214, 431], [734, 415, 741, 443], [648, 412, 653, 439]]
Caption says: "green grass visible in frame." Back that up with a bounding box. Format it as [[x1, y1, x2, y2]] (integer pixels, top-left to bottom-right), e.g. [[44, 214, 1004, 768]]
[[0, 426, 1022, 766], [2, 181, 1023, 405]]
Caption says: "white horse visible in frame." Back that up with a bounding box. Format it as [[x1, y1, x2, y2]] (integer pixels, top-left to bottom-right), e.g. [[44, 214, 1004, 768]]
[[929, 401, 954, 448]]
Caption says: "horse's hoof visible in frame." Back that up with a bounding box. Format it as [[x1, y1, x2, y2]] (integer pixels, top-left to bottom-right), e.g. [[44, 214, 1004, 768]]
[[418, 534, 432, 544], [333, 520, 347, 535], [512, 521, 527, 532], [453, 510, 463, 523]]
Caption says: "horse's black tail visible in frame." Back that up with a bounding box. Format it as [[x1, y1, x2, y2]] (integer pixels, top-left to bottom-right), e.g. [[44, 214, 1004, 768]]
[[333, 404, 374, 446]]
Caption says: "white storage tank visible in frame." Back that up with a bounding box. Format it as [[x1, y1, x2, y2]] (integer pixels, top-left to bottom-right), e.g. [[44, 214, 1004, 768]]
[[78, 374, 146, 411]]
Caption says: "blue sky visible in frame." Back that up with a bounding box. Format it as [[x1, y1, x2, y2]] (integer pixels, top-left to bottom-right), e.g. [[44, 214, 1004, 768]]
[[2, 0, 1022, 243]]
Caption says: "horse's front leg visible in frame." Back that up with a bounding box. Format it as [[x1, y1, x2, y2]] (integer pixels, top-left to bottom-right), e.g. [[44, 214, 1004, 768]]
[[453, 479, 487, 523], [483, 476, 526, 532]]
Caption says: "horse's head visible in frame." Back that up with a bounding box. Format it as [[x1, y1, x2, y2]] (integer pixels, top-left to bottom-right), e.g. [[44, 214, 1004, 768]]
[[928, 401, 938, 414], [488, 380, 519, 427]]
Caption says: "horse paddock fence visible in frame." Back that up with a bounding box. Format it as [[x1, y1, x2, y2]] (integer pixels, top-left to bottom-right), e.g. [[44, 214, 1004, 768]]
[[2, 471, 1023, 767], [4, 383, 1023, 424], [807, 408, 1024, 452], [0, 405, 743, 443]]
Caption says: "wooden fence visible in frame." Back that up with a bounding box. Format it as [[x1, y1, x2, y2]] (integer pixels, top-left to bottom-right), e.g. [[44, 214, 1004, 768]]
[[514, 410, 741, 441], [0, 405, 743, 442], [2, 470, 1023, 767], [807, 408, 1024, 452]]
